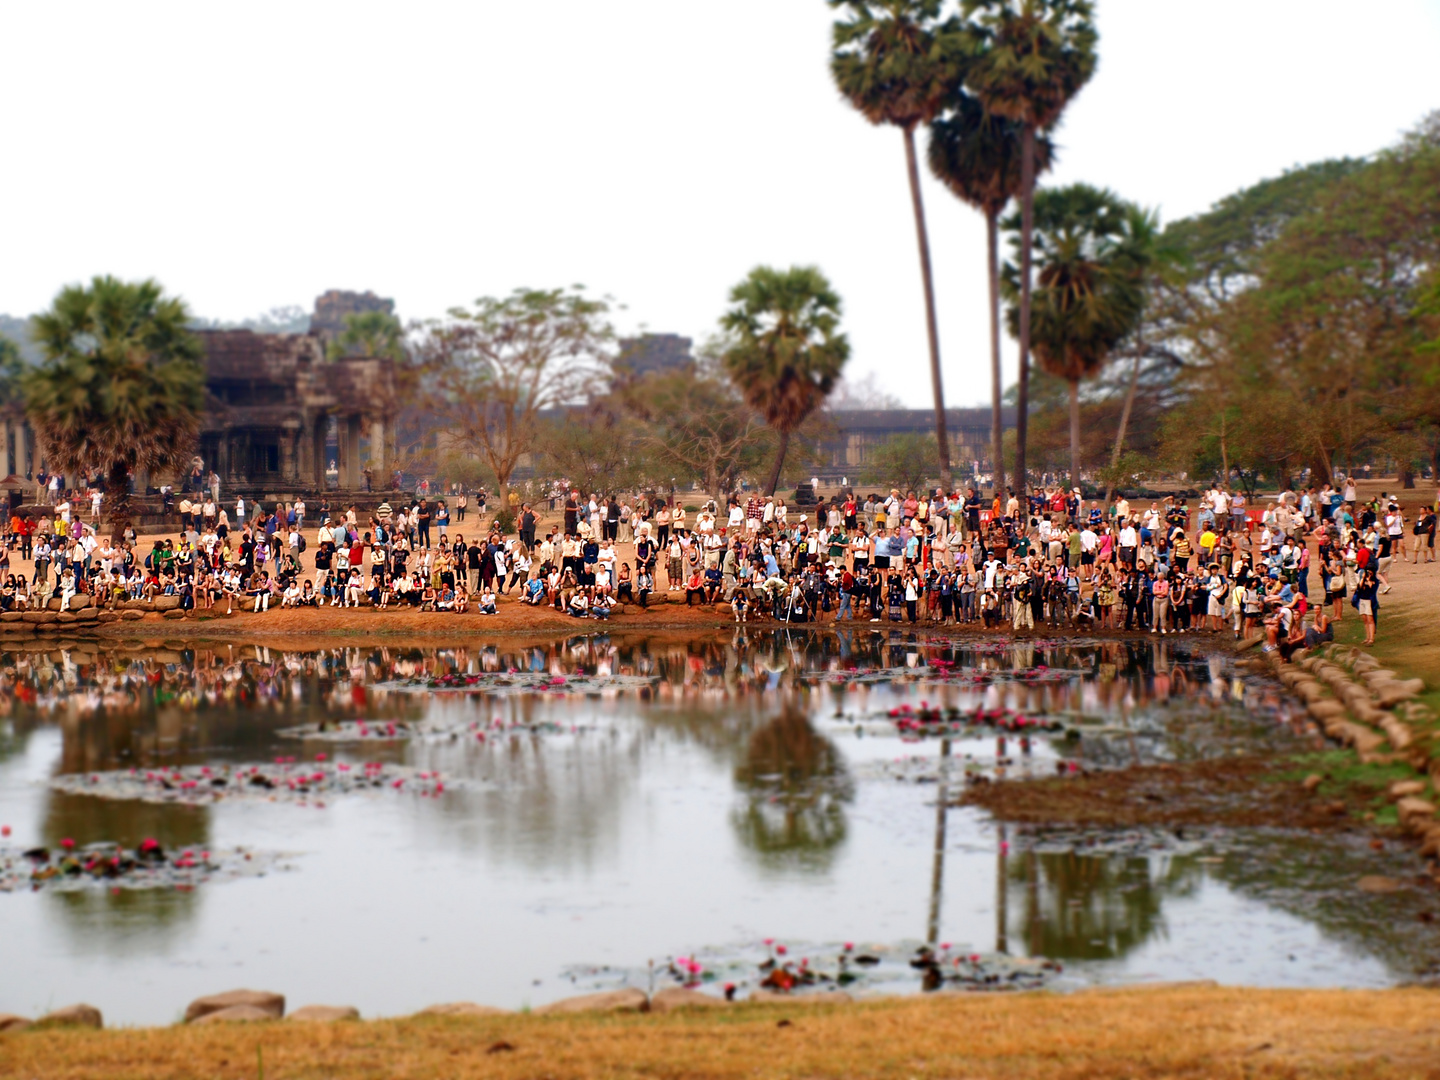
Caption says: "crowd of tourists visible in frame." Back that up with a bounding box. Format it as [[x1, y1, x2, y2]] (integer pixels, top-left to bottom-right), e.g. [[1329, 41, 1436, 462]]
[[1, 478, 1433, 646]]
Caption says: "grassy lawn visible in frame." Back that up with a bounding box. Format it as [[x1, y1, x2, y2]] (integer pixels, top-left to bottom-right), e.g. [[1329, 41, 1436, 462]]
[[6, 987, 1440, 1080]]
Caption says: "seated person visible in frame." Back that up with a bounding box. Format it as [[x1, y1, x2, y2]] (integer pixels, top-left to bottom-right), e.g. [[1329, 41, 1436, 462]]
[[454, 584, 469, 613], [568, 589, 590, 617], [523, 576, 547, 605], [1303, 610, 1334, 651], [478, 587, 498, 615], [732, 590, 749, 623], [282, 581, 303, 608], [685, 569, 706, 606], [615, 563, 634, 603], [301, 580, 319, 606], [636, 568, 653, 609], [703, 566, 722, 603], [591, 589, 612, 620]]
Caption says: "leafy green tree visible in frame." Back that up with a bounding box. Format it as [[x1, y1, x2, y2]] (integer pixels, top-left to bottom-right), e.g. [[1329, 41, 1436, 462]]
[[962, 0, 1097, 495], [537, 405, 648, 497], [862, 431, 937, 492], [326, 309, 407, 362], [0, 337, 25, 407], [414, 287, 613, 508], [830, 0, 967, 489], [1003, 184, 1147, 489], [23, 276, 205, 535], [928, 92, 1053, 495], [720, 266, 849, 495], [617, 348, 775, 497]]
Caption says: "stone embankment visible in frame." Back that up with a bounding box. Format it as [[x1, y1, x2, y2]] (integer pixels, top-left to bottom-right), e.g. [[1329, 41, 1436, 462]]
[[0, 984, 844, 1032], [1254, 643, 1439, 874]]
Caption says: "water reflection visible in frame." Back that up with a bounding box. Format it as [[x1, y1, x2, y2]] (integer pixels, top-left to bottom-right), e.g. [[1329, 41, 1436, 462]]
[[4, 630, 1427, 1022], [732, 710, 854, 871], [1004, 850, 1203, 961]]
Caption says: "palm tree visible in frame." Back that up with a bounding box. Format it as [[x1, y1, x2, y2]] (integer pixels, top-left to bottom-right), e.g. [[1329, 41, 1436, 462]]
[[927, 92, 1053, 497], [1002, 185, 1146, 491], [830, 0, 966, 490], [326, 309, 407, 361], [720, 266, 850, 495], [23, 276, 205, 535], [962, 0, 1098, 497]]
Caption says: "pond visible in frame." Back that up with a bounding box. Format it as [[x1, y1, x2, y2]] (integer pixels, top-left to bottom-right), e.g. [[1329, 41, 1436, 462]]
[[0, 631, 1434, 1025]]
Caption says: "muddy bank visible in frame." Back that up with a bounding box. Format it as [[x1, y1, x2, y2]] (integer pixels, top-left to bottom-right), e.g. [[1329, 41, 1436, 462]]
[[957, 756, 1371, 831]]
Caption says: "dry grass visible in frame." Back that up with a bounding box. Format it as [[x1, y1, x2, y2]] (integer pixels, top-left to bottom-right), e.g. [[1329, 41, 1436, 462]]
[[5, 987, 1440, 1080]]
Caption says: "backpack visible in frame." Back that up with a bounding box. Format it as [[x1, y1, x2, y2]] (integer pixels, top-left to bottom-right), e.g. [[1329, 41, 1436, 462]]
[[297, 534, 307, 553]]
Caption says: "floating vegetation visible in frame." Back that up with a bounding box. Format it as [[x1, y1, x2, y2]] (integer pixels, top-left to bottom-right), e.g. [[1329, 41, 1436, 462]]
[[562, 939, 1064, 999], [381, 672, 661, 696], [50, 760, 455, 806], [0, 840, 284, 893], [278, 715, 589, 743], [882, 704, 1069, 737]]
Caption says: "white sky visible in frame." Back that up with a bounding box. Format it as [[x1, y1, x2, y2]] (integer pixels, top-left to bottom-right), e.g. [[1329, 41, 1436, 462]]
[[2, 1, 1437, 407]]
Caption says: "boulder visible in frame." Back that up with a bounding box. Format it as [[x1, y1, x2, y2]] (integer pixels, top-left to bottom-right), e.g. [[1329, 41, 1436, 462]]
[[747, 990, 853, 1005], [1387, 780, 1426, 802], [1302, 774, 1324, 793], [0, 612, 21, 622], [192, 1005, 274, 1025], [1374, 683, 1423, 709], [0, 1014, 31, 1033], [288, 1005, 359, 1023], [21, 611, 54, 624], [153, 596, 181, 612], [56, 612, 78, 624], [532, 989, 648, 1015], [121, 610, 145, 620], [1420, 824, 1440, 858], [416, 1002, 510, 1018], [184, 989, 285, 1024], [1307, 700, 1346, 722], [96, 610, 121, 622], [34, 1004, 103, 1029], [650, 988, 726, 1012], [163, 609, 187, 620], [1397, 796, 1437, 833], [1379, 717, 1415, 751]]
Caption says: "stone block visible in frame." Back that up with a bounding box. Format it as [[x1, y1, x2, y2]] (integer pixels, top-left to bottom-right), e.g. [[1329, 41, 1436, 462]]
[[287, 1005, 359, 1022], [650, 988, 727, 1012], [153, 596, 181, 612], [192, 1005, 274, 1025], [184, 989, 285, 1024], [416, 1002, 510, 1018], [34, 1004, 103, 1029], [532, 989, 648, 1015]]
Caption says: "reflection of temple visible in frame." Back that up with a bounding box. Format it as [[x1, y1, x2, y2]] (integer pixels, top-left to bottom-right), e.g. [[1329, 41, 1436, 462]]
[[198, 329, 397, 494]]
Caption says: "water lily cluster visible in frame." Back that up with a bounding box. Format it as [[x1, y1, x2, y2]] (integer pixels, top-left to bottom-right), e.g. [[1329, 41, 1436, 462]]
[[1, 839, 277, 893], [49, 759, 452, 806]]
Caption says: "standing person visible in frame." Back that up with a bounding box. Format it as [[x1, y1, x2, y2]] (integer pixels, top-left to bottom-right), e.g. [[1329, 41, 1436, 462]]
[[416, 499, 432, 549], [1414, 505, 1437, 564], [520, 503, 537, 548]]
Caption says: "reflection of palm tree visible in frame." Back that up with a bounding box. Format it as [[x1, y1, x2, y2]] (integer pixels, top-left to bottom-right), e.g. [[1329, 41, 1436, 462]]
[[732, 710, 854, 871], [1004, 851, 1204, 960]]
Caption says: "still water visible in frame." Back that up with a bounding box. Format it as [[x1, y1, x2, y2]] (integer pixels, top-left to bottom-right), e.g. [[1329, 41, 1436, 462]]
[[0, 631, 1431, 1024]]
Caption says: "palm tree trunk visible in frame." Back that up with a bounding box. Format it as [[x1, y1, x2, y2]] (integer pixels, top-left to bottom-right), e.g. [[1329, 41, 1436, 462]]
[[1015, 124, 1037, 500], [1068, 378, 1081, 493], [987, 209, 1005, 500], [1104, 348, 1143, 507], [765, 429, 791, 497], [105, 460, 131, 539], [902, 123, 952, 492]]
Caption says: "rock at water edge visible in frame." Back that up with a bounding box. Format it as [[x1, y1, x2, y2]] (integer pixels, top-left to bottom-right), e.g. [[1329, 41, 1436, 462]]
[[532, 989, 648, 1015], [184, 989, 285, 1023]]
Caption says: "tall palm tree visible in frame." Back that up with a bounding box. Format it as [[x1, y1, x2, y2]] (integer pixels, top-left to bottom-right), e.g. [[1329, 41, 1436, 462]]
[[961, 0, 1097, 497], [23, 276, 205, 535], [720, 266, 850, 495], [830, 0, 966, 490], [327, 309, 408, 361], [927, 92, 1053, 497], [1002, 184, 1146, 490]]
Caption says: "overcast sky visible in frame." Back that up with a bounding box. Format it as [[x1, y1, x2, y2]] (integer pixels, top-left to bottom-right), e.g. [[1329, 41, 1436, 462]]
[[2, 1, 1437, 406]]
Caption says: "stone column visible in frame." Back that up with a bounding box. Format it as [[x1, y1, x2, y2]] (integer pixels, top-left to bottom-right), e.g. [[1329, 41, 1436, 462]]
[[369, 417, 386, 477], [17, 423, 30, 485], [280, 424, 300, 484], [345, 415, 362, 491], [0, 420, 11, 478]]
